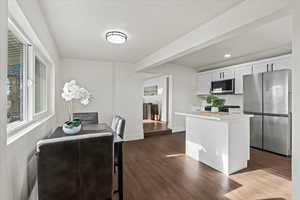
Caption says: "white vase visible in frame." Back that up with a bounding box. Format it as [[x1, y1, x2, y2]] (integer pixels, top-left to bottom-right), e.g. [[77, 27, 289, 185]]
[[211, 107, 219, 112]]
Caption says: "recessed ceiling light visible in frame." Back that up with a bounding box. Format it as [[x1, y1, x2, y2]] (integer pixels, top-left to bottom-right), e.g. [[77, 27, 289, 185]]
[[224, 53, 232, 58], [106, 31, 127, 44]]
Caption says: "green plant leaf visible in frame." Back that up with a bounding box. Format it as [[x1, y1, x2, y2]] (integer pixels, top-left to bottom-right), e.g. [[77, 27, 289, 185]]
[[206, 95, 226, 107], [206, 95, 218, 104]]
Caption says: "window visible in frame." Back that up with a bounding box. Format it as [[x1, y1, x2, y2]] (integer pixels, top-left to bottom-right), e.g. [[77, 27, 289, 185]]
[[7, 29, 26, 124], [34, 57, 47, 114], [7, 19, 50, 136]]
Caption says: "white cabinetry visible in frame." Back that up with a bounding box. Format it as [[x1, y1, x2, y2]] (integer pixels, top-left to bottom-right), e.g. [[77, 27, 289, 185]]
[[253, 55, 291, 73], [252, 62, 268, 73], [212, 69, 234, 81], [196, 72, 212, 95], [234, 64, 252, 94], [195, 55, 291, 96], [272, 57, 291, 71]]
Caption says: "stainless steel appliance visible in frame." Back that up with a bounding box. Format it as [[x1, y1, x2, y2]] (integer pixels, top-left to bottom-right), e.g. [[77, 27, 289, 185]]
[[211, 79, 235, 94], [243, 69, 292, 156]]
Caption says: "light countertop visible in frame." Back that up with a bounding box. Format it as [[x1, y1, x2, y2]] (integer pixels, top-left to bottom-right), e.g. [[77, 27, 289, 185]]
[[175, 111, 251, 121]]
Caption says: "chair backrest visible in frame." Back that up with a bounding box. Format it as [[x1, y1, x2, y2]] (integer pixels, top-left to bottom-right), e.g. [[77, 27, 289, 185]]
[[73, 112, 98, 125], [37, 133, 113, 200], [115, 117, 126, 139], [111, 115, 120, 132]]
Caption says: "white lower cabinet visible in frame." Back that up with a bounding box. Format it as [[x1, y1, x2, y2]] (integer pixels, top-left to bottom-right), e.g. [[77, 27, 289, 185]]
[[234, 64, 252, 94]]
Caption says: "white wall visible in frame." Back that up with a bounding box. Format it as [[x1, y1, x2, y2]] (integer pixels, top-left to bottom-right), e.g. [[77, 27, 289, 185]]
[[292, 0, 300, 199], [60, 61, 196, 137], [0, 0, 9, 198], [0, 0, 61, 200], [60, 59, 146, 141], [146, 63, 197, 132], [114, 62, 146, 140], [60, 59, 115, 124]]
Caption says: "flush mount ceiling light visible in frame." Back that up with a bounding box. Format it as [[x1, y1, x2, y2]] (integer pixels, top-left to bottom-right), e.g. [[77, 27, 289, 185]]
[[105, 31, 127, 44], [224, 53, 232, 58]]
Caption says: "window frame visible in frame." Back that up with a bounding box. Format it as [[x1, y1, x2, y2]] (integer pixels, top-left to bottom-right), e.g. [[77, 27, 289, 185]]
[[33, 51, 48, 118], [7, 19, 30, 132], [7, 18, 50, 137]]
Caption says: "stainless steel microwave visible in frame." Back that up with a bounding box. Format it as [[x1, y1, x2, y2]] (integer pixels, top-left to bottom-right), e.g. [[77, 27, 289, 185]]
[[211, 79, 235, 94]]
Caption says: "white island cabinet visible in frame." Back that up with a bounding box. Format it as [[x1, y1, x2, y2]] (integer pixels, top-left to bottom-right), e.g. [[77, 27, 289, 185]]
[[175, 112, 250, 176]]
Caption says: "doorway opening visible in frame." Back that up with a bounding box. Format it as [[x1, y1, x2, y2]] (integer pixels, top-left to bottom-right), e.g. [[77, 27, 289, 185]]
[[143, 75, 172, 137]]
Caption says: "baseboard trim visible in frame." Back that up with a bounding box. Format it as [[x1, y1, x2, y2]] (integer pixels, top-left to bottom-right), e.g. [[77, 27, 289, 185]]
[[172, 129, 185, 133], [124, 133, 144, 141]]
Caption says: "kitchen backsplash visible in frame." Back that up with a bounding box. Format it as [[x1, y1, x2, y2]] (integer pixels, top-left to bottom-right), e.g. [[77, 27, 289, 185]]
[[194, 94, 244, 111]]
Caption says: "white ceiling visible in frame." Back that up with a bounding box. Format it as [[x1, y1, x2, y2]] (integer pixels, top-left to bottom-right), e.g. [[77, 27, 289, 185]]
[[39, 0, 244, 62], [172, 16, 292, 71]]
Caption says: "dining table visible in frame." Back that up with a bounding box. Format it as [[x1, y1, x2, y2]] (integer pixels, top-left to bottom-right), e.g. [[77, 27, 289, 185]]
[[38, 123, 124, 200]]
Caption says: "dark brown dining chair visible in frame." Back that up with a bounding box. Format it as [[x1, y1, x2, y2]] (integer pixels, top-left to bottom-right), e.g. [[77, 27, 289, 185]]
[[113, 116, 125, 167], [112, 116, 125, 200], [111, 115, 120, 132], [37, 132, 113, 200], [73, 112, 99, 125], [115, 117, 125, 139], [111, 115, 125, 139]]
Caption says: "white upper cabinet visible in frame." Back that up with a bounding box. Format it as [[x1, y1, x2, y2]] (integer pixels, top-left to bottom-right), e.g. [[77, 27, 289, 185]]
[[212, 71, 221, 81], [252, 56, 291, 73], [223, 69, 235, 80], [195, 54, 291, 96], [272, 57, 291, 71], [252, 62, 268, 74], [234, 64, 252, 94], [197, 72, 212, 95], [212, 68, 234, 81]]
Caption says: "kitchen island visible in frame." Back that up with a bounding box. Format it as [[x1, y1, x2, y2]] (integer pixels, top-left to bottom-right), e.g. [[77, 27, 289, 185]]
[[175, 112, 250, 175]]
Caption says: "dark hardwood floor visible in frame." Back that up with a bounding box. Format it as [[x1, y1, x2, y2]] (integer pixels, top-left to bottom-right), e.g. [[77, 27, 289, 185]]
[[143, 120, 172, 136], [120, 132, 291, 200]]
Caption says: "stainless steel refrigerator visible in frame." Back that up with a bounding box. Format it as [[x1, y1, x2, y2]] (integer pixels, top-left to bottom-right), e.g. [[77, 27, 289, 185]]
[[243, 69, 292, 156]]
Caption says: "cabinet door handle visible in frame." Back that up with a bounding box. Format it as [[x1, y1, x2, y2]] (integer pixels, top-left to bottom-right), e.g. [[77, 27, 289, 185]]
[[271, 63, 274, 71], [219, 73, 221, 79], [267, 64, 274, 72]]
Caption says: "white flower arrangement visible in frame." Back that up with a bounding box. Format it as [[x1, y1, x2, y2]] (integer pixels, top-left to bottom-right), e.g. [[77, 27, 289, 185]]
[[61, 80, 92, 121]]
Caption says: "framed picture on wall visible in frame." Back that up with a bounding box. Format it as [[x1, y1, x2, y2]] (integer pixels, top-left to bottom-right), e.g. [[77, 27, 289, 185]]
[[144, 85, 158, 96]]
